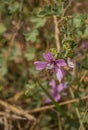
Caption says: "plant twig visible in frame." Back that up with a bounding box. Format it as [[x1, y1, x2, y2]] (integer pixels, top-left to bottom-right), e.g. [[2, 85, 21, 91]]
[[58, 0, 73, 24], [79, 109, 88, 130], [3, 116, 9, 130], [53, 15, 60, 52], [30, 113, 43, 130], [37, 82, 67, 116], [0, 112, 26, 120], [29, 95, 88, 113], [80, 70, 88, 82], [0, 100, 36, 121]]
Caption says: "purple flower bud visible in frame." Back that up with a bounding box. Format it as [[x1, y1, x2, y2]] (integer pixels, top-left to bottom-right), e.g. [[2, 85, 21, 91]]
[[44, 80, 68, 104]]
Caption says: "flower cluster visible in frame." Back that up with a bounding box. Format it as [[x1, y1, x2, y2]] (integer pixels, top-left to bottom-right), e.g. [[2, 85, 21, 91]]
[[45, 80, 68, 104], [34, 52, 74, 103]]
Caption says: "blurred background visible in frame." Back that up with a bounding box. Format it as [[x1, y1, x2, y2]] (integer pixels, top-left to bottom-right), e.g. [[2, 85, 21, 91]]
[[0, 0, 88, 130]]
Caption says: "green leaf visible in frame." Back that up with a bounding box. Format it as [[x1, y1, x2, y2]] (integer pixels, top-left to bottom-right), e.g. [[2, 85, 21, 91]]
[[8, 2, 23, 13], [0, 55, 7, 76], [73, 14, 85, 28], [0, 23, 6, 34], [9, 47, 21, 60], [24, 29, 39, 42], [76, 29, 83, 38], [29, 67, 38, 75], [24, 80, 36, 96], [24, 46, 35, 61], [31, 17, 46, 28], [82, 25, 88, 38], [37, 4, 63, 17]]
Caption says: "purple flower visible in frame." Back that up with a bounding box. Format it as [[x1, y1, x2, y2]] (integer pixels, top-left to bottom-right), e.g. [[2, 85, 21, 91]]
[[34, 52, 67, 82], [45, 80, 68, 104]]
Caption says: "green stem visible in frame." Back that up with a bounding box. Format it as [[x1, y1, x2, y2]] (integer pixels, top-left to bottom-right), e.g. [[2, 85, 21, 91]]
[[37, 81, 67, 116]]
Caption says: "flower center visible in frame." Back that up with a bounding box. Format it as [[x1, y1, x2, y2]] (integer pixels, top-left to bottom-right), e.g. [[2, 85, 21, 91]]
[[46, 63, 54, 70]]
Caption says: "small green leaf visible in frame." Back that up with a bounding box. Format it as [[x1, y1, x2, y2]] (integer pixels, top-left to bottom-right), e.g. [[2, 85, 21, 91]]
[[8, 2, 23, 13], [82, 25, 88, 38], [24, 46, 35, 61], [73, 14, 85, 28], [24, 29, 39, 42], [0, 23, 6, 34], [0, 55, 7, 76], [9, 47, 21, 60], [31, 17, 46, 28]]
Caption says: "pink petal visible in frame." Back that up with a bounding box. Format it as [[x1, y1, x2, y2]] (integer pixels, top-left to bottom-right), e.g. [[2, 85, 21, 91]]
[[57, 83, 64, 92], [45, 98, 51, 104], [49, 80, 56, 89], [43, 52, 54, 61], [57, 83, 68, 92], [54, 94, 61, 102], [56, 59, 67, 66], [56, 68, 64, 82], [34, 61, 48, 70]]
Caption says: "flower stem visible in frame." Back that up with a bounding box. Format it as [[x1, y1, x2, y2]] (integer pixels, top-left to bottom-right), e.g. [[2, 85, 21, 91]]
[[37, 81, 67, 116]]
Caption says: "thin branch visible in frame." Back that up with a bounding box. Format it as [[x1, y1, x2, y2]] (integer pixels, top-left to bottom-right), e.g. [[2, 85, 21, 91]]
[[0, 100, 36, 121], [79, 109, 88, 130], [3, 117, 9, 130], [62, 0, 73, 17], [80, 70, 88, 82], [0, 112, 26, 120], [53, 15, 60, 52], [58, 0, 73, 24], [29, 95, 88, 113]]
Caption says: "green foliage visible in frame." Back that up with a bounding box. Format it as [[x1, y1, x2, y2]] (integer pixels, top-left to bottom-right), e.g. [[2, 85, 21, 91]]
[[73, 14, 85, 28], [83, 25, 88, 38], [24, 17, 46, 42], [0, 23, 6, 34], [37, 3, 63, 17], [83, 112, 88, 123], [31, 17, 46, 28], [24, 46, 35, 61], [24, 80, 37, 97], [0, 54, 7, 76], [66, 14, 88, 39], [8, 2, 23, 14], [24, 29, 39, 42], [9, 46, 21, 60], [80, 54, 88, 69]]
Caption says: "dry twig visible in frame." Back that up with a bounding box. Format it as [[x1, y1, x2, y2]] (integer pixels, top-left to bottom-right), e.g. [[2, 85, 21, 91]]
[[29, 95, 88, 113], [53, 15, 60, 52], [0, 100, 36, 121], [0, 112, 26, 120]]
